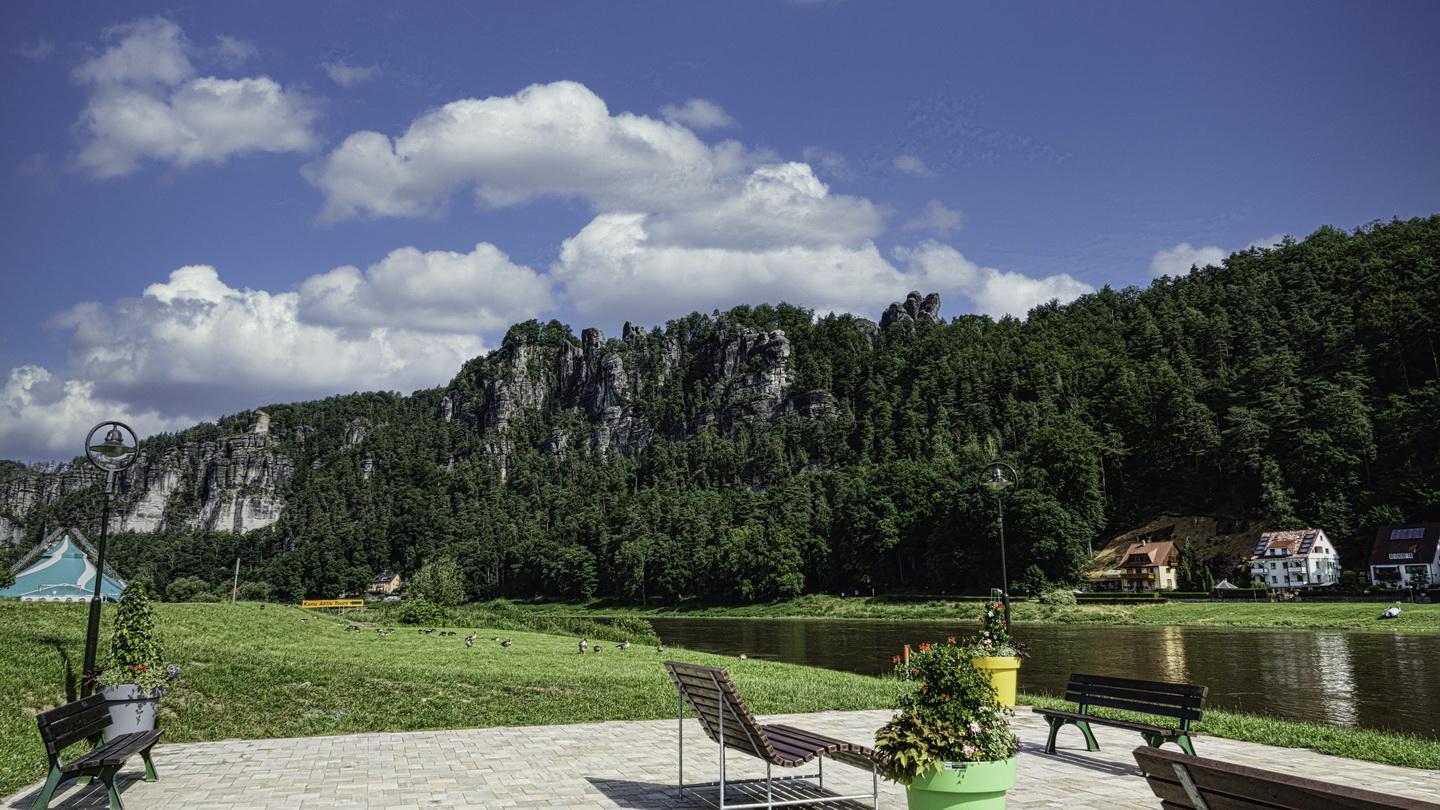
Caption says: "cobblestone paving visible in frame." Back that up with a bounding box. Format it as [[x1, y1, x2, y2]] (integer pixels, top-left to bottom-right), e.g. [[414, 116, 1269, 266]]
[[7, 710, 1438, 808]]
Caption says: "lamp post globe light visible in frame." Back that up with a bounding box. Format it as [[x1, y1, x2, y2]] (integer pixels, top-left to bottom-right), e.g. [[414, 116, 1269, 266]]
[[82, 421, 138, 698], [980, 462, 1017, 629]]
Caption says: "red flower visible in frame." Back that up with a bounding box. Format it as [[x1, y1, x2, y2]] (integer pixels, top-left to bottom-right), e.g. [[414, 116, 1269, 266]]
[[918, 643, 932, 651]]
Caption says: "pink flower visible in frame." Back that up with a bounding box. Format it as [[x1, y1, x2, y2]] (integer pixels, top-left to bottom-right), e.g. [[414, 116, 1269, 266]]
[[962, 745, 976, 757], [968, 721, 981, 733]]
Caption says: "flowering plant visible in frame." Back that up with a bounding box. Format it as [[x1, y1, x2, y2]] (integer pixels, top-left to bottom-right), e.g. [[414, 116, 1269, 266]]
[[971, 601, 1029, 659], [874, 639, 1019, 785], [92, 584, 182, 693]]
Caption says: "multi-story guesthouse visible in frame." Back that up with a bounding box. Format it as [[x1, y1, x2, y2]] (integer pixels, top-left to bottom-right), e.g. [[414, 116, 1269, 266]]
[[369, 572, 403, 596], [1107, 538, 1182, 592], [1248, 528, 1341, 591], [1368, 524, 1439, 591]]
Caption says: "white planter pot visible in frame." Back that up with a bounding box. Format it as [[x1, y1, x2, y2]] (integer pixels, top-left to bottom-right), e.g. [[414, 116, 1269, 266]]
[[99, 684, 165, 734]]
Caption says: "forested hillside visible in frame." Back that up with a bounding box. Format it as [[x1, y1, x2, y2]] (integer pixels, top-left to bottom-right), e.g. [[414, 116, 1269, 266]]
[[4, 217, 1437, 603]]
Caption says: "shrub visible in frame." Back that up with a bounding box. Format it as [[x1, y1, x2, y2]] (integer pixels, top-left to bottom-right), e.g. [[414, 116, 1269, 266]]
[[236, 581, 273, 602], [395, 596, 449, 626], [408, 555, 465, 607], [94, 584, 182, 691], [876, 641, 1018, 784], [1039, 590, 1077, 606], [166, 575, 213, 602]]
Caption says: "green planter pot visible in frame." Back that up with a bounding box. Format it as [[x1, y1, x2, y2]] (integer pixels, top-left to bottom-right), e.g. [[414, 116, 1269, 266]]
[[905, 756, 1018, 810]]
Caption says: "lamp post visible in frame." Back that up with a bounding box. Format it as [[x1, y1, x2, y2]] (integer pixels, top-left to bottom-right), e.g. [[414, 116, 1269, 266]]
[[980, 462, 1017, 629], [82, 421, 138, 697]]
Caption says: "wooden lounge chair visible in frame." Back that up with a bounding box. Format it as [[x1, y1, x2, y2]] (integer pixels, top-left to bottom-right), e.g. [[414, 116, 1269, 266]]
[[664, 661, 888, 809]]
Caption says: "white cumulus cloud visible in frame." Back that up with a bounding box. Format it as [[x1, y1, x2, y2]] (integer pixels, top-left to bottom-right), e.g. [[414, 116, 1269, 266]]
[[306, 80, 754, 221], [46, 264, 489, 423], [73, 17, 320, 178], [902, 199, 966, 235], [299, 243, 551, 332], [552, 213, 903, 326], [894, 241, 1094, 319], [1149, 233, 1288, 278], [893, 154, 936, 177], [323, 60, 378, 87], [0, 365, 196, 463], [1149, 242, 1227, 277], [644, 162, 884, 250], [660, 98, 736, 129]]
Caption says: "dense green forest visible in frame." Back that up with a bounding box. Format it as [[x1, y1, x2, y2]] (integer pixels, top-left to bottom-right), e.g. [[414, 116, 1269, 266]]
[[8, 217, 1439, 603]]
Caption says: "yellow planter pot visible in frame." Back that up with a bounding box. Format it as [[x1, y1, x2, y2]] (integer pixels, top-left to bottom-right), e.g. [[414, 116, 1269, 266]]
[[971, 656, 1020, 707]]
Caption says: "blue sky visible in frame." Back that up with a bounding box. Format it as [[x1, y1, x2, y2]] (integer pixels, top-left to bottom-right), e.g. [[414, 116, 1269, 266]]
[[3, 1, 1437, 463]]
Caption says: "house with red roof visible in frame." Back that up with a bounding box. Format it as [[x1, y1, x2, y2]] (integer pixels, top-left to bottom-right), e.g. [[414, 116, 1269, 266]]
[[1110, 538, 1182, 592], [1247, 528, 1340, 591], [1368, 524, 1440, 591]]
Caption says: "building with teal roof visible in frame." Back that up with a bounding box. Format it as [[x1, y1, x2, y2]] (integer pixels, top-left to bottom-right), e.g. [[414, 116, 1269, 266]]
[[1, 528, 126, 602]]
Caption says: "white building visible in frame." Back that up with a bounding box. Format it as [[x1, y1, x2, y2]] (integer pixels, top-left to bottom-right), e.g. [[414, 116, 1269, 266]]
[[1368, 524, 1439, 591], [1248, 528, 1340, 590]]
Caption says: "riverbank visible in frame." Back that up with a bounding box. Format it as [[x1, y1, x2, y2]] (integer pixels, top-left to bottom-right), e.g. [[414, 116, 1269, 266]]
[[5, 600, 1436, 798], [519, 593, 1440, 632]]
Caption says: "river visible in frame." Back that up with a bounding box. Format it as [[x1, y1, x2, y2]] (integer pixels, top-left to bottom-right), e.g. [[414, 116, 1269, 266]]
[[646, 617, 1439, 740]]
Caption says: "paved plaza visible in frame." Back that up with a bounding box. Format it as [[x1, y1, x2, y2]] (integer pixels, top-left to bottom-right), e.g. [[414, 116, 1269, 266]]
[[7, 710, 1438, 808]]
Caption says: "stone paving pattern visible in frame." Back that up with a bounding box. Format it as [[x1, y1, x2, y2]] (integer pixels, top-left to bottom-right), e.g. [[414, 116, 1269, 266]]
[[7, 710, 1439, 808]]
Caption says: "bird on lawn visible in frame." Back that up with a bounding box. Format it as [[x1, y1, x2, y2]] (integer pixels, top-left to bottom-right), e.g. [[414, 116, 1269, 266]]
[[656, 644, 665, 653], [466, 632, 477, 644], [738, 653, 747, 660], [593, 645, 602, 653], [579, 638, 588, 654], [1381, 603, 1403, 619], [618, 641, 631, 651], [501, 638, 513, 647]]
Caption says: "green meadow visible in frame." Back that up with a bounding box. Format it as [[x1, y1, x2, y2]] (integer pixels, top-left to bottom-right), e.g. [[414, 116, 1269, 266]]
[[0, 600, 890, 797], [4, 599, 1438, 798]]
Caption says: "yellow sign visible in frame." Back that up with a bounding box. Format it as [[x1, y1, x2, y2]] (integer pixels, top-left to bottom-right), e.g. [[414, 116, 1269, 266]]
[[302, 599, 364, 608]]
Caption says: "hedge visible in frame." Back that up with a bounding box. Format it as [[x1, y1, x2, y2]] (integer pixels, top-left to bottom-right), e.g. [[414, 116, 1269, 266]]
[[1075, 592, 1164, 602]]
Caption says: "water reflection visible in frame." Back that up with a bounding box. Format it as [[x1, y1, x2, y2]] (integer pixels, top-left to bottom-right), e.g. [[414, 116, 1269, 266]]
[[647, 618, 1439, 740], [1311, 633, 1358, 727], [1155, 625, 1188, 685]]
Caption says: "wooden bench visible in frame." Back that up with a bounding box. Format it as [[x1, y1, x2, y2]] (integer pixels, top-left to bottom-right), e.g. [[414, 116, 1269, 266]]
[[29, 693, 163, 810], [1133, 745, 1440, 810], [665, 661, 887, 809], [1033, 673, 1206, 756]]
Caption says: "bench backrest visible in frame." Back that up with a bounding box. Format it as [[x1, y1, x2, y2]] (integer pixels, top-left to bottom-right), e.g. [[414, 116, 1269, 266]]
[[35, 694, 112, 758], [1067, 673, 1206, 722], [1133, 745, 1440, 810], [665, 661, 776, 762]]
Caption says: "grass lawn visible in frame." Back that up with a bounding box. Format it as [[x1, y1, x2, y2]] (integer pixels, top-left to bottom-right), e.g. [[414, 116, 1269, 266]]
[[0, 600, 891, 798], [5, 598, 1437, 798]]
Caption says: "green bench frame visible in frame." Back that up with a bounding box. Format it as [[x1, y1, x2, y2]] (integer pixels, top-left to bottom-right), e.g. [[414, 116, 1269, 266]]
[[1033, 673, 1206, 756], [30, 693, 163, 810]]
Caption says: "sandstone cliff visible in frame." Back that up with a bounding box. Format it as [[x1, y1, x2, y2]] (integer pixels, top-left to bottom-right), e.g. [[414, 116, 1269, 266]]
[[0, 294, 939, 541]]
